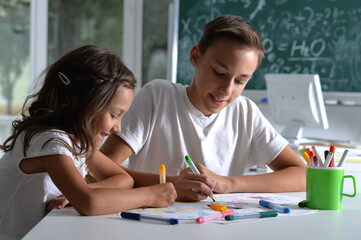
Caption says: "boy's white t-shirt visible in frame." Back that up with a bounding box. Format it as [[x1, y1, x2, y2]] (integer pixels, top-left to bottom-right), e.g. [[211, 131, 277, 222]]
[[118, 79, 288, 176], [0, 130, 88, 240]]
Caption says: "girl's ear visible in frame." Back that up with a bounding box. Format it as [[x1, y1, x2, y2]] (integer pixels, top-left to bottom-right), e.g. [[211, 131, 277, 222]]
[[189, 45, 201, 67]]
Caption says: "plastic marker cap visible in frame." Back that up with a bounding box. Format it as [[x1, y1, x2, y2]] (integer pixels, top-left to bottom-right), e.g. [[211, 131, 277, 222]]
[[159, 164, 166, 183], [184, 155, 200, 174], [298, 200, 308, 208], [209, 203, 227, 212], [259, 211, 278, 218]]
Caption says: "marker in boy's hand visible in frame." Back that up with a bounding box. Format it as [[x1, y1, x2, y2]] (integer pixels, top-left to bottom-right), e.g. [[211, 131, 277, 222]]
[[170, 165, 216, 202], [185, 155, 216, 202]]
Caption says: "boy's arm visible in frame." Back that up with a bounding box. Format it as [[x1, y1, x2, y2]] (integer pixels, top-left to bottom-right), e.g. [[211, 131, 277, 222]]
[[101, 134, 215, 201], [197, 145, 307, 193]]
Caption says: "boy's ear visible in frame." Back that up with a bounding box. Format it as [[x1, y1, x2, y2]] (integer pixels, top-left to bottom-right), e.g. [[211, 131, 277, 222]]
[[189, 45, 200, 67]]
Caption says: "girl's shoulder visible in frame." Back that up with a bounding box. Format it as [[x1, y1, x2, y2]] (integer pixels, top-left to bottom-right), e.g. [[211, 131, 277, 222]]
[[29, 130, 71, 146], [24, 130, 75, 159]]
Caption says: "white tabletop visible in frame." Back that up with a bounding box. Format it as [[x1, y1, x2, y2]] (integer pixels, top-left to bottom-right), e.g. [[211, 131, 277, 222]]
[[23, 192, 361, 240]]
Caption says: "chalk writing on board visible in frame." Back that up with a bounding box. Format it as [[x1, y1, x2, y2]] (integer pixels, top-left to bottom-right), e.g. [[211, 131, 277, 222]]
[[177, 0, 361, 92]]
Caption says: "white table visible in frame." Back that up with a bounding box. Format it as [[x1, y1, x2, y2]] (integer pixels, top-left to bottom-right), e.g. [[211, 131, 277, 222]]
[[23, 192, 361, 240]]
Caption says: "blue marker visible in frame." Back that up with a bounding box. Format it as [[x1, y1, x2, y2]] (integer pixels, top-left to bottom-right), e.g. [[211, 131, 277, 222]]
[[259, 200, 291, 213], [120, 212, 179, 225]]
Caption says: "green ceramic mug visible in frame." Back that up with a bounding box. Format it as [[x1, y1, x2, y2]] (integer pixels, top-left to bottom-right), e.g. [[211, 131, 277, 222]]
[[306, 166, 357, 210]]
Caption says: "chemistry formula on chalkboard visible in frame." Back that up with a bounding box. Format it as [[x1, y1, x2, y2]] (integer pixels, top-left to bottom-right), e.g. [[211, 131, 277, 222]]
[[176, 0, 361, 93]]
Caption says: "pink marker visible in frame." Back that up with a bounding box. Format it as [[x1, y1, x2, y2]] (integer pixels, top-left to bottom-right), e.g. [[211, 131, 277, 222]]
[[196, 210, 235, 224], [308, 151, 314, 166]]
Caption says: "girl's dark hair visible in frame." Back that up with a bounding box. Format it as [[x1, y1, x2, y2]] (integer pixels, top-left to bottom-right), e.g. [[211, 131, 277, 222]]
[[0, 45, 136, 156], [198, 15, 265, 66]]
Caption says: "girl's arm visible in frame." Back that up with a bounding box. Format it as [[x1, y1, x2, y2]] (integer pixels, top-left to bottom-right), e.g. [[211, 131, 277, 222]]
[[86, 150, 134, 189], [40, 154, 176, 216], [47, 150, 134, 212], [195, 145, 306, 193]]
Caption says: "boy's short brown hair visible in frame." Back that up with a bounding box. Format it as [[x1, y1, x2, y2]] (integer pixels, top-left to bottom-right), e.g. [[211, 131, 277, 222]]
[[198, 14, 264, 66]]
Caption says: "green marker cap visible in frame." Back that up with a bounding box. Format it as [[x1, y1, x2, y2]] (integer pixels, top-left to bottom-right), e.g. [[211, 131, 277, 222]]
[[259, 211, 278, 218], [298, 200, 308, 208], [225, 215, 234, 221]]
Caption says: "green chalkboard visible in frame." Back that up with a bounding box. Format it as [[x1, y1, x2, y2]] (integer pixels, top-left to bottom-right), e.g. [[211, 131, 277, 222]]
[[176, 0, 361, 92]]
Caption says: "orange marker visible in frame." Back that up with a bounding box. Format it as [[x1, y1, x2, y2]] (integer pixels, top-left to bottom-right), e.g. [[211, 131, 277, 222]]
[[209, 203, 227, 212], [159, 164, 166, 184]]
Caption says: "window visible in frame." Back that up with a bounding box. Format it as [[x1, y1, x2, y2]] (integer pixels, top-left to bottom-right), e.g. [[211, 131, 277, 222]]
[[0, 0, 30, 116], [142, 0, 172, 85], [48, 0, 123, 64], [0, 0, 174, 149]]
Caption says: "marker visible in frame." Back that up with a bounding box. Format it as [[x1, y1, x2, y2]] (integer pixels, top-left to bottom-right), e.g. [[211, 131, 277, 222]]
[[225, 211, 278, 221], [301, 152, 310, 165], [209, 204, 242, 209], [323, 152, 333, 168], [313, 156, 319, 167], [120, 212, 179, 225], [324, 150, 329, 162], [185, 155, 216, 202], [311, 145, 322, 166], [308, 151, 314, 166], [224, 204, 242, 209], [337, 149, 349, 167], [185, 155, 200, 174], [298, 200, 308, 208], [208, 203, 227, 212], [196, 210, 235, 224], [159, 164, 166, 184], [259, 200, 291, 213], [329, 145, 336, 167]]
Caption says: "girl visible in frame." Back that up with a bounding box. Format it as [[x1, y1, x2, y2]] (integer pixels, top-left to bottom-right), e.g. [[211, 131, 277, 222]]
[[0, 45, 177, 239]]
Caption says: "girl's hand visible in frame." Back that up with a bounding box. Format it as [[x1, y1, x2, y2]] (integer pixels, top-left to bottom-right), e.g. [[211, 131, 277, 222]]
[[47, 195, 70, 213], [148, 183, 177, 208]]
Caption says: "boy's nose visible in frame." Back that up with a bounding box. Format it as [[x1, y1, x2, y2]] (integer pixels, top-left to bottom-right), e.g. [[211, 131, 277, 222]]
[[218, 79, 233, 96]]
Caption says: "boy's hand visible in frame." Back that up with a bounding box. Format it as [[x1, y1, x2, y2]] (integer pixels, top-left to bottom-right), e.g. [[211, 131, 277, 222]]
[[47, 195, 70, 213], [195, 163, 231, 194], [170, 168, 216, 202]]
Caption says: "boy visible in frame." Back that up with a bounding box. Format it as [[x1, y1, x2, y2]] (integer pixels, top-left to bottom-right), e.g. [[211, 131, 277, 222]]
[[101, 15, 306, 201]]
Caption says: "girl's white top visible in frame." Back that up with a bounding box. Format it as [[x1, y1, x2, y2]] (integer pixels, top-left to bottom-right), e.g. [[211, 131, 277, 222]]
[[0, 130, 88, 239]]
